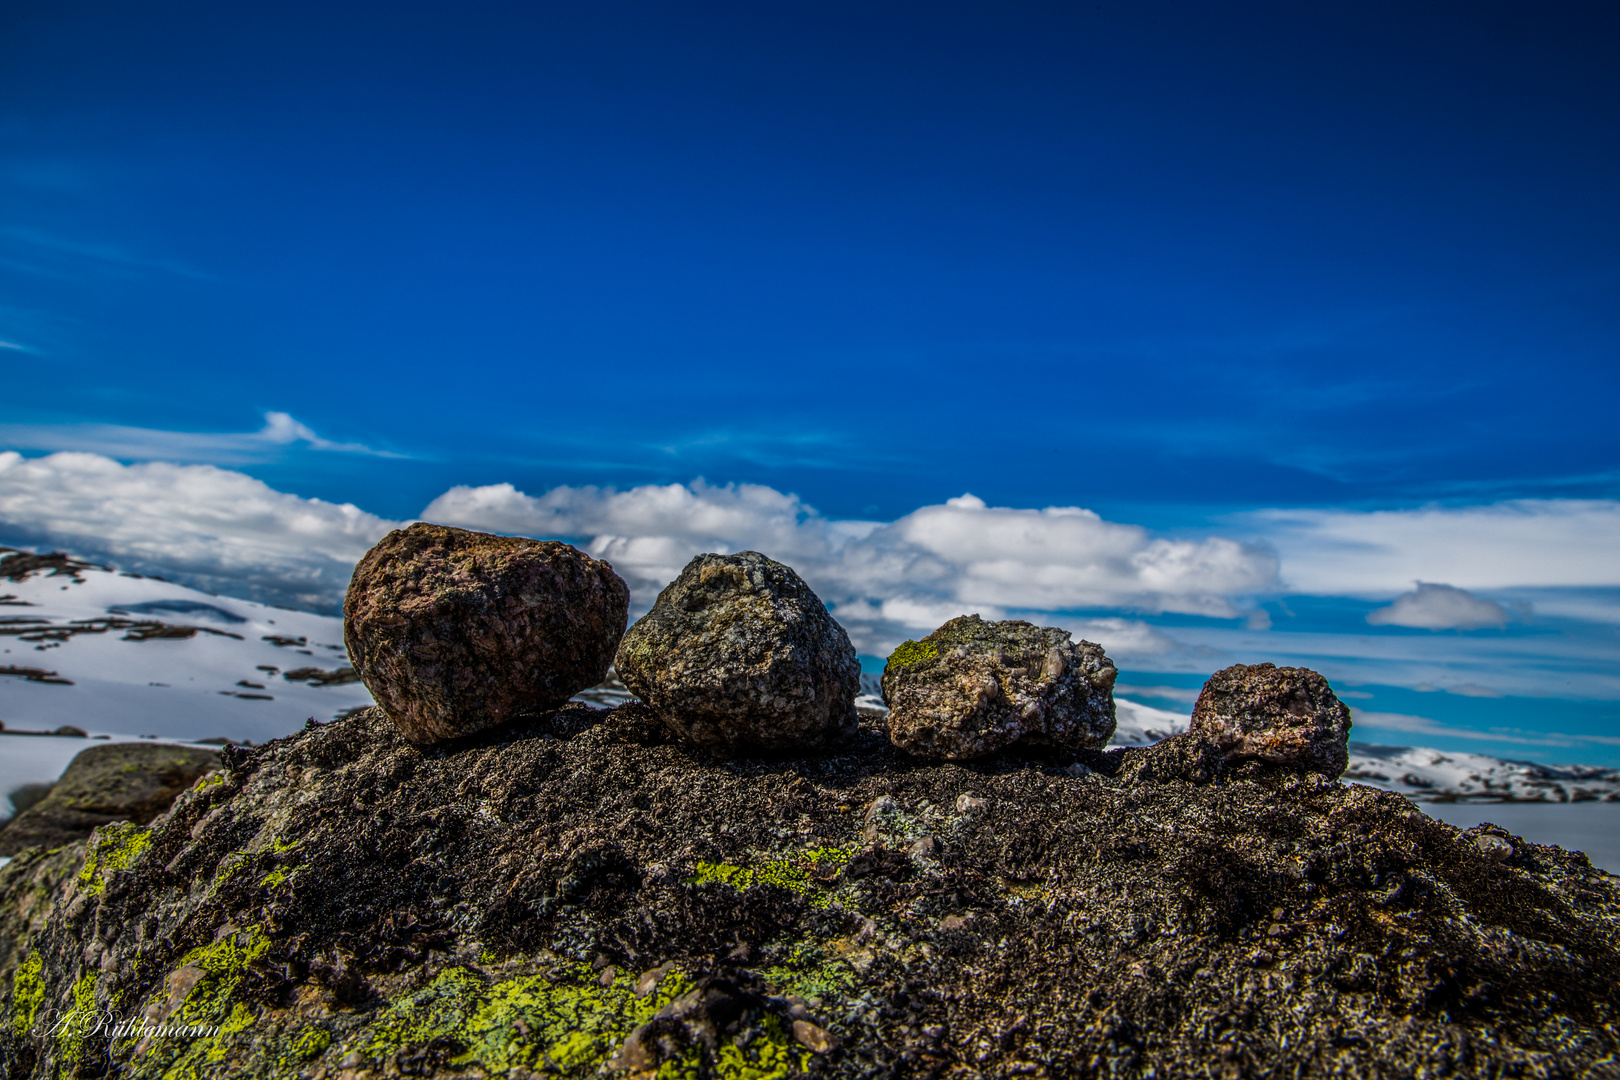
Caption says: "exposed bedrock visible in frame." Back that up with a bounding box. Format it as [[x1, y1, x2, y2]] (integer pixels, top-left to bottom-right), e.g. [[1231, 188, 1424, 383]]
[[344, 523, 629, 744], [880, 614, 1117, 760], [614, 551, 860, 755]]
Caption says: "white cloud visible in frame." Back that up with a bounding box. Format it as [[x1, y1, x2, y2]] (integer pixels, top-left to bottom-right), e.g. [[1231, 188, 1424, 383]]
[[1246, 500, 1620, 594], [0, 412, 401, 464], [1366, 582, 1511, 630], [423, 480, 1279, 657], [0, 451, 399, 612]]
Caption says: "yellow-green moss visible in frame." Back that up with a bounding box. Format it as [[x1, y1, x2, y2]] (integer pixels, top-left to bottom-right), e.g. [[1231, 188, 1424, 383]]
[[691, 846, 853, 909], [76, 822, 152, 898], [885, 638, 938, 673], [191, 771, 227, 793], [355, 962, 695, 1075], [10, 953, 45, 1037]]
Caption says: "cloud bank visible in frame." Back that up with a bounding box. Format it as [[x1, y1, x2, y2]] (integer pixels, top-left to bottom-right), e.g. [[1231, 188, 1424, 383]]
[[1250, 500, 1620, 594], [0, 451, 397, 611], [1366, 582, 1511, 631], [421, 481, 1279, 656]]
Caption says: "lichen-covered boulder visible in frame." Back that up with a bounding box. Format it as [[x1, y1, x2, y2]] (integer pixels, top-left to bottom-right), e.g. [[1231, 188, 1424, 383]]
[[344, 523, 629, 744], [1189, 662, 1353, 777], [614, 551, 860, 755], [881, 615, 1116, 760], [0, 742, 220, 857]]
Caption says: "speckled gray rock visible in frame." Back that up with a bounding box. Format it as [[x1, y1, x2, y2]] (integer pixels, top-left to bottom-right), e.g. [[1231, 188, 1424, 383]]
[[1189, 662, 1353, 778], [344, 523, 629, 744], [614, 552, 860, 755], [880, 615, 1116, 760]]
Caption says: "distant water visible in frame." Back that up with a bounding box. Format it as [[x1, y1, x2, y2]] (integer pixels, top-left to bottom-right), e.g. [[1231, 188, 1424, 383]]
[[1418, 801, 1620, 875]]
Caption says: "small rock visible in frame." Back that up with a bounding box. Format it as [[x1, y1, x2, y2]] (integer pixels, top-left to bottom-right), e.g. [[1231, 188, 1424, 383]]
[[792, 1019, 837, 1054], [343, 523, 630, 744], [955, 794, 989, 814], [939, 914, 969, 931], [881, 615, 1117, 760], [1188, 663, 1352, 778], [635, 962, 675, 998], [864, 795, 900, 823], [597, 966, 617, 987], [615, 552, 861, 755], [1473, 833, 1516, 862], [52, 725, 88, 738], [907, 835, 938, 858]]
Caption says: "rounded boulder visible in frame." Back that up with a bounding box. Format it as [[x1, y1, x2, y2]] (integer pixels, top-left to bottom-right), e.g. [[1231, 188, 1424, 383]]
[[881, 614, 1117, 760], [614, 551, 860, 755], [344, 523, 629, 744], [1189, 662, 1352, 777]]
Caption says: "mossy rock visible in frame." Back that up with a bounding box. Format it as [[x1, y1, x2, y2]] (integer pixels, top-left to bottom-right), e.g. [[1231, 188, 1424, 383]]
[[1, 704, 1617, 1079]]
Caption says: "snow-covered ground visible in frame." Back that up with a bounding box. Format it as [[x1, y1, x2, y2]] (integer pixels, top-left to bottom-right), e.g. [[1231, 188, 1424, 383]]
[[1, 550, 372, 748]]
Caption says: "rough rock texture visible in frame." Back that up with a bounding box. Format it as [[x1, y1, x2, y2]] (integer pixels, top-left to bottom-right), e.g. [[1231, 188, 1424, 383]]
[[0, 843, 84, 990], [881, 615, 1117, 760], [344, 523, 630, 744], [615, 552, 860, 754], [0, 742, 219, 856], [1191, 662, 1354, 778], [2, 706, 1617, 1080]]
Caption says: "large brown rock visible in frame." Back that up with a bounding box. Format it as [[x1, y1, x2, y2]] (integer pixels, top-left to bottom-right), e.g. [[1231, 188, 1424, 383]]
[[881, 615, 1117, 760], [344, 523, 630, 744], [615, 551, 860, 755], [0, 742, 220, 856], [1189, 662, 1353, 777]]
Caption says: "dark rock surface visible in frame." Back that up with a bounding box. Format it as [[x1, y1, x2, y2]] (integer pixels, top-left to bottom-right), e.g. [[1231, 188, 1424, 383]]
[[615, 551, 860, 754], [881, 615, 1117, 760], [0, 741, 220, 856], [4, 704, 1615, 1079], [1191, 662, 1354, 778], [344, 523, 630, 744]]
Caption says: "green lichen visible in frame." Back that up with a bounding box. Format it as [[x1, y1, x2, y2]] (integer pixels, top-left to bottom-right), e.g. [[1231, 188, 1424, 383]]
[[884, 638, 939, 673], [763, 942, 856, 1001], [715, 1014, 810, 1080], [55, 970, 100, 1070], [114, 925, 273, 1080], [355, 962, 695, 1075], [10, 953, 45, 1037], [191, 771, 227, 793], [691, 846, 853, 909], [76, 822, 152, 898]]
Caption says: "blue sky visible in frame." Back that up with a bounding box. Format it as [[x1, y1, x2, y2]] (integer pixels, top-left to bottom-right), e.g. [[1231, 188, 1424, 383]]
[[1, 2, 1617, 762]]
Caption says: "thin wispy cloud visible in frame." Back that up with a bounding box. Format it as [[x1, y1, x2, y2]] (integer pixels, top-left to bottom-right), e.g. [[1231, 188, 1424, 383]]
[[0, 225, 212, 281], [0, 412, 405, 465], [1351, 709, 1620, 750]]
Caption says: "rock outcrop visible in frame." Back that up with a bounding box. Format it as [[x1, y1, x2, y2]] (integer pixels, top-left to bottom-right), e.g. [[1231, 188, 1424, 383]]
[[615, 551, 860, 754], [344, 523, 629, 744], [1190, 662, 1354, 778], [881, 615, 1117, 760], [2, 705, 1617, 1079], [0, 742, 219, 857]]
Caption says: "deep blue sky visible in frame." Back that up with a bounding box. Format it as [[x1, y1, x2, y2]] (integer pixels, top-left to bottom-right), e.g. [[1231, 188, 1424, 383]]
[[3, 0, 1617, 523]]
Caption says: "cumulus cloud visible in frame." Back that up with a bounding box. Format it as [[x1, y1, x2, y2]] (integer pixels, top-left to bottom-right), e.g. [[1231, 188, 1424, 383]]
[[0, 451, 398, 612], [0, 412, 401, 464], [1366, 582, 1511, 631], [1247, 500, 1620, 594], [423, 480, 1278, 657]]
